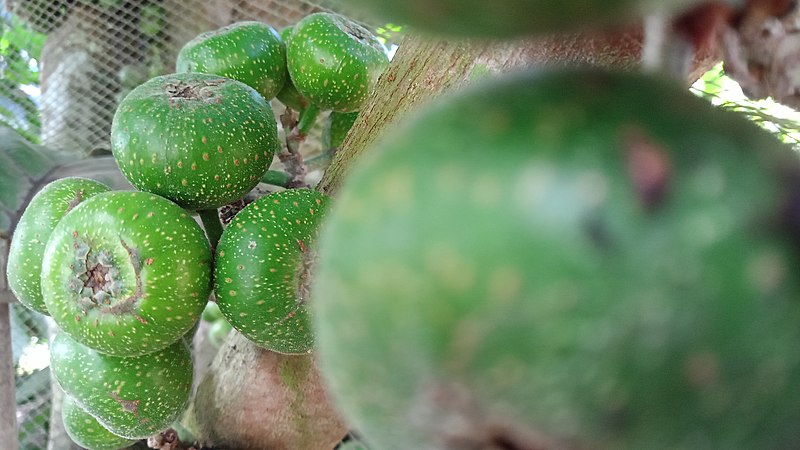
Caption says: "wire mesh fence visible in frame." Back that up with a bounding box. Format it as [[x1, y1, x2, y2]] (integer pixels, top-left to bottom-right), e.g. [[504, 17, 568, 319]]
[[10, 304, 50, 450], [3, 0, 327, 152], [0, 1, 393, 448]]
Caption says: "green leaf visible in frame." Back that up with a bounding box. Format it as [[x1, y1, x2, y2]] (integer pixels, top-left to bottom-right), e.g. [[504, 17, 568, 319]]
[[2, 10, 48, 57]]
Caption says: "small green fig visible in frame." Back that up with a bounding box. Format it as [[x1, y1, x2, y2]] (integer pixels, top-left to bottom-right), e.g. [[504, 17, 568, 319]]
[[62, 395, 137, 450], [176, 21, 288, 101], [7, 177, 110, 315], [286, 13, 388, 112], [42, 190, 211, 357], [214, 188, 330, 354], [51, 332, 193, 440], [111, 72, 280, 210]]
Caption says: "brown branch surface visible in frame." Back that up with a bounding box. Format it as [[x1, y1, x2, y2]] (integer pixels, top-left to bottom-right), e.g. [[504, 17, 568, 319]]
[[190, 332, 347, 450], [318, 26, 717, 196]]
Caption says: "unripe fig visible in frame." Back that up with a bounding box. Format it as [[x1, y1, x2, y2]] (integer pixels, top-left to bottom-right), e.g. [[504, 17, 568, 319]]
[[111, 72, 279, 210], [42, 190, 211, 357], [286, 13, 388, 112], [313, 69, 800, 449], [176, 21, 288, 101], [62, 395, 137, 450], [215, 188, 330, 354], [7, 177, 110, 315], [51, 332, 193, 439]]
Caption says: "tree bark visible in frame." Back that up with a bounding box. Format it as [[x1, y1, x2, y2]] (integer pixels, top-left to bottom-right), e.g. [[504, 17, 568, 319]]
[[189, 332, 348, 450], [318, 26, 718, 195]]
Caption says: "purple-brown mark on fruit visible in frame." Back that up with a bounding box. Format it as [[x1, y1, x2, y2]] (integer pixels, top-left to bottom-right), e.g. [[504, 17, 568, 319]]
[[777, 168, 800, 251], [623, 129, 672, 211], [684, 351, 719, 389], [66, 190, 85, 214], [109, 391, 141, 416]]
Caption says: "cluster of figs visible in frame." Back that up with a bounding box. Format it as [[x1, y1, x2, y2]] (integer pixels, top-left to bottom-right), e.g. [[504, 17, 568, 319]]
[[10, 0, 800, 449], [7, 11, 387, 450]]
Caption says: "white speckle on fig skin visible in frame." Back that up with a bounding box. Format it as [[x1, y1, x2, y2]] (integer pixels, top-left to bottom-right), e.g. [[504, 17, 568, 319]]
[[41, 190, 212, 357], [213, 188, 330, 354]]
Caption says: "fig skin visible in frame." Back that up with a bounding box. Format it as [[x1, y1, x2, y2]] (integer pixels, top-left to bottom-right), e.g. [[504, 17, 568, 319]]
[[313, 69, 800, 449]]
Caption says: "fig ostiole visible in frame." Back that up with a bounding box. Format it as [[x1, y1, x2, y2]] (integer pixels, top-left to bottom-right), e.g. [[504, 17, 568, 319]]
[[42, 190, 212, 357]]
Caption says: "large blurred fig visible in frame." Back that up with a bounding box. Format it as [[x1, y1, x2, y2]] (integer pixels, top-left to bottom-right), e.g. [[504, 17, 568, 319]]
[[313, 69, 800, 449]]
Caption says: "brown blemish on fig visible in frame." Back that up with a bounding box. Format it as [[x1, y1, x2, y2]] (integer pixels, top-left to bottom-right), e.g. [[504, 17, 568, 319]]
[[413, 382, 568, 450], [165, 78, 226, 106], [623, 129, 672, 210], [66, 189, 85, 214], [109, 391, 141, 416]]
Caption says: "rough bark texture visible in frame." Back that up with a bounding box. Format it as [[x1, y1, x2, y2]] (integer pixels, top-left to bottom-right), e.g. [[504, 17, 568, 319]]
[[317, 27, 719, 195], [191, 332, 348, 450], [317, 35, 490, 195]]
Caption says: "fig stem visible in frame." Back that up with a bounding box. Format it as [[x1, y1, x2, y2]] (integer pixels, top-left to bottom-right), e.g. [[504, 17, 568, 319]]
[[261, 169, 292, 188], [278, 108, 310, 188], [198, 208, 224, 250], [297, 103, 321, 136]]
